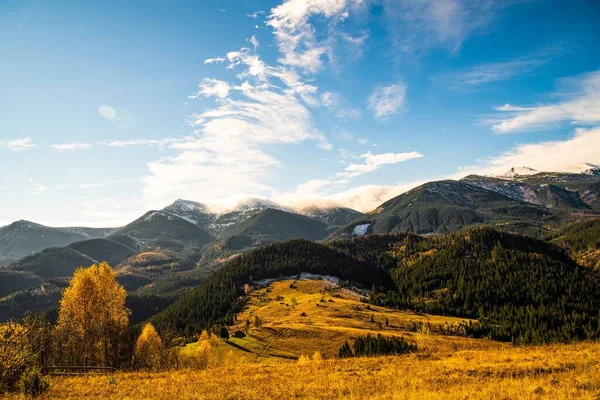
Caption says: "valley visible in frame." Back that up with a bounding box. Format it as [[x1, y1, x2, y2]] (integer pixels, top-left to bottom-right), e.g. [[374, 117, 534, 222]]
[[15, 277, 600, 399], [1, 167, 599, 324]]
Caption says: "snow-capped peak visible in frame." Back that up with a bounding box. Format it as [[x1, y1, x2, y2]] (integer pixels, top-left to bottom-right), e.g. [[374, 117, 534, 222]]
[[169, 199, 211, 213], [564, 163, 600, 175], [492, 166, 539, 179], [229, 198, 291, 213]]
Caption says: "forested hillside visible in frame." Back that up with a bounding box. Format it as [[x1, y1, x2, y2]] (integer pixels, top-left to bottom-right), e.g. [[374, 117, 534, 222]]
[[152, 228, 600, 344], [375, 228, 600, 343], [151, 239, 395, 334], [552, 218, 600, 269]]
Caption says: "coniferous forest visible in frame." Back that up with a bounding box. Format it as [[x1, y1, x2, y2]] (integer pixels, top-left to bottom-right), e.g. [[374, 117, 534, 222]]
[[151, 226, 600, 345]]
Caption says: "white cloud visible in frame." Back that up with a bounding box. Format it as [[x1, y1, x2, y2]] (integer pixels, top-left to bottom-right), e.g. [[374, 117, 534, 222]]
[[51, 142, 92, 151], [267, 0, 361, 73], [368, 82, 407, 119], [458, 126, 600, 177], [340, 151, 423, 177], [143, 50, 331, 209], [191, 78, 231, 99], [273, 178, 428, 212], [98, 105, 116, 120], [0, 138, 35, 151], [204, 57, 226, 64], [102, 138, 185, 147], [488, 70, 600, 133], [142, 0, 371, 210]]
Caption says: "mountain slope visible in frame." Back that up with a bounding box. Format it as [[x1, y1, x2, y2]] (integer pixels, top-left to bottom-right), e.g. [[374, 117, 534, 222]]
[[220, 208, 330, 242], [336, 180, 556, 237], [112, 211, 215, 246], [161, 199, 217, 231], [461, 175, 598, 211], [552, 218, 600, 269], [3, 247, 96, 279], [0, 221, 88, 264], [380, 227, 600, 343], [208, 198, 293, 233], [67, 238, 136, 267], [151, 239, 394, 333], [299, 206, 363, 229]]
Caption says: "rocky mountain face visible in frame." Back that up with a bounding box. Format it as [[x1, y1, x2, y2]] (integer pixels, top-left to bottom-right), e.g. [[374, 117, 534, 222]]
[[462, 165, 600, 212], [161, 199, 217, 231], [208, 198, 294, 233], [334, 166, 600, 239]]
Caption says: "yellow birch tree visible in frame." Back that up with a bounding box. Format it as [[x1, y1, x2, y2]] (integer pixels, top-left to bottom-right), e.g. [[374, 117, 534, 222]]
[[56, 262, 129, 367]]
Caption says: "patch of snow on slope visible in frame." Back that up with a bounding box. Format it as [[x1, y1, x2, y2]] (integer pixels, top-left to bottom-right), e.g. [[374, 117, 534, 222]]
[[353, 224, 370, 236]]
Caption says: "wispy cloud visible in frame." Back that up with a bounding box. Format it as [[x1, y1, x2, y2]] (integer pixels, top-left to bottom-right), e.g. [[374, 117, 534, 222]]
[[246, 11, 265, 19], [437, 47, 561, 87], [368, 82, 407, 119], [383, 0, 525, 56], [143, 49, 332, 208], [0, 138, 35, 151], [190, 78, 231, 99], [101, 138, 187, 147], [321, 92, 361, 121], [28, 184, 47, 196], [51, 142, 92, 151], [457, 126, 600, 177], [485, 70, 600, 133]]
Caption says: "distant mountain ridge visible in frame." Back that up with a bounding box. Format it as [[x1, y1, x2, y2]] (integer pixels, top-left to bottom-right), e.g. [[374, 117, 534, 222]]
[[0, 220, 117, 264], [2, 164, 600, 322]]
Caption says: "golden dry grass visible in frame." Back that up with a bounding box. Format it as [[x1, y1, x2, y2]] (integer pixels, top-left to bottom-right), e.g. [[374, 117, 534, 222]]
[[4, 279, 600, 399], [6, 342, 600, 399], [209, 279, 485, 362]]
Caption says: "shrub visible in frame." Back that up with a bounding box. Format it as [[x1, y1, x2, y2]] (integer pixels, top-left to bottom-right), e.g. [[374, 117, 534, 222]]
[[197, 341, 214, 369], [297, 355, 310, 365], [0, 322, 32, 393], [133, 323, 163, 370], [20, 368, 50, 398], [219, 327, 230, 340]]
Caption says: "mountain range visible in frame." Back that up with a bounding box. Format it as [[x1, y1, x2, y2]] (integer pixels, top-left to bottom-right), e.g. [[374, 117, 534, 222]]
[[0, 165, 599, 321]]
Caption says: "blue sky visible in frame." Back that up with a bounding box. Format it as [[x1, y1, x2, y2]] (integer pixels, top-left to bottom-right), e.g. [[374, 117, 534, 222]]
[[1, 0, 599, 226]]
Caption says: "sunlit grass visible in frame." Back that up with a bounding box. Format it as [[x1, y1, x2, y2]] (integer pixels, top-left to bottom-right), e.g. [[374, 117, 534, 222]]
[[9, 341, 599, 399], [5, 279, 599, 399]]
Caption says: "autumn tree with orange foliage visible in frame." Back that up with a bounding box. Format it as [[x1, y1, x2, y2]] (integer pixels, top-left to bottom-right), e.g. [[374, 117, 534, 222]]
[[134, 323, 163, 370], [55, 262, 130, 367]]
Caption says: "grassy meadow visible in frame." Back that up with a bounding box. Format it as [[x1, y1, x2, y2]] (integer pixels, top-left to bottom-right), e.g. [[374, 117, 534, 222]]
[[6, 341, 600, 399], [4, 279, 600, 399]]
